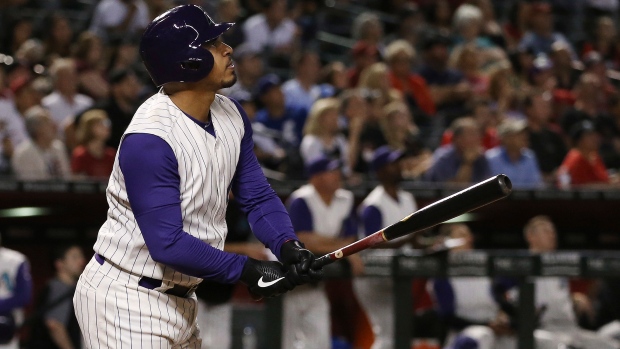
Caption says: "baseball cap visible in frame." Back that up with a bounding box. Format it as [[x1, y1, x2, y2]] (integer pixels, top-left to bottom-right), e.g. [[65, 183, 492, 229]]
[[497, 118, 528, 138], [371, 146, 405, 172], [255, 74, 280, 98], [569, 120, 596, 143], [305, 156, 341, 177]]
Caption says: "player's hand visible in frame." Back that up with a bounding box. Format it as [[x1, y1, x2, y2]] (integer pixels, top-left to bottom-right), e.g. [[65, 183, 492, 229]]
[[280, 240, 323, 285], [239, 258, 295, 300]]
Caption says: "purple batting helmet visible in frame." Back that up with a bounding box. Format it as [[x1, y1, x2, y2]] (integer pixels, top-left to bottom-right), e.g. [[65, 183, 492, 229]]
[[139, 5, 234, 87]]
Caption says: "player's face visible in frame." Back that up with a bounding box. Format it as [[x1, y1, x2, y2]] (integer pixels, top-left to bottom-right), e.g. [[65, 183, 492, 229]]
[[205, 37, 236, 89], [528, 222, 557, 252]]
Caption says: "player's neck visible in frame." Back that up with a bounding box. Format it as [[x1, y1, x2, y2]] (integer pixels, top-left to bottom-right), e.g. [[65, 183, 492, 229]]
[[168, 90, 216, 123]]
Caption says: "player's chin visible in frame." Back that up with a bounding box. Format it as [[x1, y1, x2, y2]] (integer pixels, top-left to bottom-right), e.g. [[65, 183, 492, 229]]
[[221, 72, 237, 89]]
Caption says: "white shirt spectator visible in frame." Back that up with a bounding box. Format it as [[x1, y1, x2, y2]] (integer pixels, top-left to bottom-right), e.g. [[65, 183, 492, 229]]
[[242, 13, 296, 52], [300, 134, 349, 173], [281, 78, 321, 112], [0, 99, 28, 172], [11, 139, 71, 180], [89, 0, 150, 40], [42, 91, 93, 138]]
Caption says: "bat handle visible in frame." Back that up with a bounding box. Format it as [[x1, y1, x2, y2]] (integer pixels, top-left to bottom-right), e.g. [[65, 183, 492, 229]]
[[311, 254, 334, 270]]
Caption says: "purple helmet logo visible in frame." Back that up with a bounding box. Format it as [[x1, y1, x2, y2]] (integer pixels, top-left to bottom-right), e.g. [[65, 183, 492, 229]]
[[139, 5, 234, 87]]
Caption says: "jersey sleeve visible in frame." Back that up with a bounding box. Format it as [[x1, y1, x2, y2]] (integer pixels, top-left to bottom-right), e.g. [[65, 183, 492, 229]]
[[229, 99, 298, 260], [287, 197, 313, 233], [119, 133, 247, 284], [361, 205, 383, 237]]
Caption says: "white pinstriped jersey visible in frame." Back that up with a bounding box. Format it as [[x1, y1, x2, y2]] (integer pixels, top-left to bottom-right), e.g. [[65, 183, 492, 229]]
[[289, 184, 354, 238], [93, 91, 244, 287]]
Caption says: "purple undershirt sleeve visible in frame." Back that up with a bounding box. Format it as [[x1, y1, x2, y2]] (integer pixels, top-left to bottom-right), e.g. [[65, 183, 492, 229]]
[[287, 197, 313, 233], [119, 133, 247, 284], [229, 99, 298, 260], [361, 205, 383, 237], [341, 204, 357, 238], [0, 261, 32, 314]]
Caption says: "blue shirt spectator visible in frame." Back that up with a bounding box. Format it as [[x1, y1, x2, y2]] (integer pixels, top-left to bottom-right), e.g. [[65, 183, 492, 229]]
[[486, 147, 543, 188]]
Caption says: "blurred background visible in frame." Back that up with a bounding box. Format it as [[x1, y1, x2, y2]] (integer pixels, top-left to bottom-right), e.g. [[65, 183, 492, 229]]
[[1, 0, 620, 348]]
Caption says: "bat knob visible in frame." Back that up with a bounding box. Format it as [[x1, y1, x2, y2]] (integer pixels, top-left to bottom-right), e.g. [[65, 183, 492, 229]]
[[498, 174, 512, 194]]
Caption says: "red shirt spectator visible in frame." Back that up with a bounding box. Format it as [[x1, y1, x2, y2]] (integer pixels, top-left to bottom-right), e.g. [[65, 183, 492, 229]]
[[71, 145, 115, 178], [389, 72, 436, 116], [441, 128, 499, 150], [559, 149, 609, 185]]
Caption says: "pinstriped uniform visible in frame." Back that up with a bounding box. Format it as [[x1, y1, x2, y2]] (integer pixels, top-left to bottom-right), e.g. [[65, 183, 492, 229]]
[[353, 186, 417, 349], [73, 91, 245, 348]]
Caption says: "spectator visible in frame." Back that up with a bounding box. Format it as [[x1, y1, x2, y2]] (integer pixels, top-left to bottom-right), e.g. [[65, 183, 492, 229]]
[[347, 41, 380, 88], [351, 12, 384, 49], [71, 109, 115, 179], [4, 17, 33, 56], [582, 51, 617, 109], [503, 1, 530, 50], [71, 32, 110, 101], [581, 16, 619, 69], [300, 98, 349, 172], [470, 0, 504, 48], [418, 32, 471, 123], [319, 61, 348, 97], [450, 4, 505, 69], [254, 74, 306, 147], [385, 40, 436, 119], [384, 4, 425, 48], [89, 0, 150, 42], [382, 101, 433, 180], [221, 43, 264, 97], [441, 99, 500, 151], [358, 62, 402, 108], [29, 245, 85, 349], [524, 92, 568, 184], [518, 2, 575, 58], [451, 44, 490, 98], [283, 156, 362, 349], [338, 89, 369, 173], [425, 117, 491, 183], [282, 50, 322, 112], [485, 118, 543, 188], [42, 58, 94, 137], [423, 0, 453, 34], [561, 73, 606, 134], [354, 146, 418, 349], [431, 223, 515, 349], [241, 0, 297, 54], [42, 13, 73, 59], [528, 54, 556, 95], [557, 120, 614, 188], [493, 216, 618, 349], [550, 41, 580, 90], [145, 0, 173, 21], [487, 60, 525, 118], [0, 233, 33, 349], [11, 106, 71, 181], [0, 97, 28, 175], [10, 75, 43, 117], [106, 36, 141, 73]]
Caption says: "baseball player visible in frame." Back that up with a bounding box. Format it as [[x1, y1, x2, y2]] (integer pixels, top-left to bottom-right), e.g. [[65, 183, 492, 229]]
[[0, 233, 32, 349], [283, 156, 363, 349], [73, 5, 322, 348], [353, 146, 417, 349]]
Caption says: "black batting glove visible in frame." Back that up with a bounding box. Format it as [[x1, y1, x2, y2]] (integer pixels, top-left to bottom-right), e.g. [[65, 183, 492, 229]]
[[239, 257, 295, 300], [279, 240, 324, 285]]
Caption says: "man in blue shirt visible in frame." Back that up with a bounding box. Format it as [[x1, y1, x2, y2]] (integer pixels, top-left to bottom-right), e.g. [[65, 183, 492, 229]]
[[518, 2, 576, 59], [486, 118, 543, 188], [425, 117, 491, 183]]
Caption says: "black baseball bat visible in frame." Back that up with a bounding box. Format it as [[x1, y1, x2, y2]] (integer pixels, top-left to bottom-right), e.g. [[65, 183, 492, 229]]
[[311, 174, 512, 269]]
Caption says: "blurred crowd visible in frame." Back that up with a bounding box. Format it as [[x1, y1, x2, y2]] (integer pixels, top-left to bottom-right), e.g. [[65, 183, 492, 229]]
[[2, 0, 620, 188]]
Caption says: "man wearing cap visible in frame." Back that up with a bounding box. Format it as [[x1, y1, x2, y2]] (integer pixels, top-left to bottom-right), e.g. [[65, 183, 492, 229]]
[[284, 156, 363, 349], [561, 73, 607, 135], [254, 73, 307, 147], [353, 145, 417, 349], [485, 118, 543, 188], [558, 120, 615, 187]]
